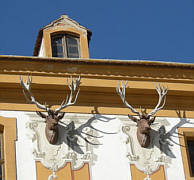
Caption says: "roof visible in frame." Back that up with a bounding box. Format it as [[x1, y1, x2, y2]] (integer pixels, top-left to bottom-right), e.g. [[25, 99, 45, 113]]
[[1, 55, 194, 69]]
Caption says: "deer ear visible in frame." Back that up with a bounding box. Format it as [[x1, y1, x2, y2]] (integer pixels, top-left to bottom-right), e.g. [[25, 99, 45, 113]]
[[36, 111, 47, 118], [128, 114, 138, 122], [56, 112, 65, 120], [148, 116, 156, 125]]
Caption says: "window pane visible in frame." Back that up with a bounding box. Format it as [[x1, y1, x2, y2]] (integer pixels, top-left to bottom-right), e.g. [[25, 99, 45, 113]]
[[66, 36, 79, 58], [67, 48, 79, 58], [66, 36, 78, 45], [51, 34, 80, 58], [187, 140, 194, 175], [56, 45, 63, 54], [51, 36, 64, 57], [68, 46, 79, 54], [52, 36, 62, 44]]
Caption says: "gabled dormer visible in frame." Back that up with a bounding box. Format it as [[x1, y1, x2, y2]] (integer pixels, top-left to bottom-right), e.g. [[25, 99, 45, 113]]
[[33, 15, 92, 58]]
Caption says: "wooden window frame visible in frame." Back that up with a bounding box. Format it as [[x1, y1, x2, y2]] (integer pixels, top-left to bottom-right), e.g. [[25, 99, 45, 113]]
[[51, 33, 80, 58], [178, 127, 194, 180]]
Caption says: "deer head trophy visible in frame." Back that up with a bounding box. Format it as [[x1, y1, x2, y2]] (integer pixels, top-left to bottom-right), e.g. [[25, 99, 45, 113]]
[[20, 75, 81, 145], [117, 82, 168, 148]]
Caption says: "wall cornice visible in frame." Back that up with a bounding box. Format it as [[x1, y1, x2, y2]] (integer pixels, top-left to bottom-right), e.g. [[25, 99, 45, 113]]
[[0, 55, 194, 117], [0, 55, 194, 82]]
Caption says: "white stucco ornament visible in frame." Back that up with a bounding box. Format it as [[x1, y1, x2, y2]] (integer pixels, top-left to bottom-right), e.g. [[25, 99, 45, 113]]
[[121, 116, 171, 176], [144, 174, 151, 180], [48, 171, 57, 180], [26, 113, 96, 172]]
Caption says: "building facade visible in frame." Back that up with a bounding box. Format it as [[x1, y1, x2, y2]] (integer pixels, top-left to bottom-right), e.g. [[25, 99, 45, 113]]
[[0, 15, 194, 180]]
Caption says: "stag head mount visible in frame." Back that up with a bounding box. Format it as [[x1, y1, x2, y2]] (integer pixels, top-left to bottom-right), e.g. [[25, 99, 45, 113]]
[[117, 81, 168, 148], [20, 75, 81, 145]]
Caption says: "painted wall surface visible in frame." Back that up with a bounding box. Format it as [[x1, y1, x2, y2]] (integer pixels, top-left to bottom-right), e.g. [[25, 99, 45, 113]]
[[0, 110, 193, 180], [38, 39, 45, 57]]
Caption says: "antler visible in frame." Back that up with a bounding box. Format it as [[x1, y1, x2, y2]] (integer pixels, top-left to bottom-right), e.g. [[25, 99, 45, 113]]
[[117, 81, 168, 117], [147, 84, 168, 117], [20, 75, 49, 111], [116, 81, 140, 115], [55, 76, 81, 113]]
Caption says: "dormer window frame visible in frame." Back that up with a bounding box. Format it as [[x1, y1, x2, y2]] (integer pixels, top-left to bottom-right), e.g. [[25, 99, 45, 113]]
[[41, 25, 90, 58], [51, 32, 81, 58]]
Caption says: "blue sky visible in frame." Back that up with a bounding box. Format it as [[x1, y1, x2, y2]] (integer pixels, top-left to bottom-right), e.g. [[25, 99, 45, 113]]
[[0, 0, 193, 63]]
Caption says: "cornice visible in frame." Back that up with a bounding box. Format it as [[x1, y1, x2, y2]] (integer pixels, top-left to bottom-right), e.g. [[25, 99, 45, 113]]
[[0, 55, 194, 83], [0, 55, 194, 115]]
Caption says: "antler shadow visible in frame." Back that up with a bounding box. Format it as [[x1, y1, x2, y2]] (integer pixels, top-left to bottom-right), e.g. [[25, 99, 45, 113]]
[[153, 110, 193, 158], [57, 110, 115, 154]]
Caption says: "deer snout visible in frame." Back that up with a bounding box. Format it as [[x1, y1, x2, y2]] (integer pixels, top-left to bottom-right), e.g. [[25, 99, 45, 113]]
[[53, 121, 58, 125], [141, 124, 151, 134], [145, 126, 151, 131]]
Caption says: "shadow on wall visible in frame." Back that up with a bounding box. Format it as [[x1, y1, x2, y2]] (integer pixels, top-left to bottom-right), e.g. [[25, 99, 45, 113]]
[[54, 107, 193, 158], [56, 107, 116, 154], [151, 110, 194, 158]]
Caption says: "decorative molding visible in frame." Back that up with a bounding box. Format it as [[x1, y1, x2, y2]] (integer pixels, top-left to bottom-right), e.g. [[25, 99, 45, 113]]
[[121, 116, 171, 175], [46, 21, 87, 37], [26, 113, 96, 172], [44, 15, 88, 36]]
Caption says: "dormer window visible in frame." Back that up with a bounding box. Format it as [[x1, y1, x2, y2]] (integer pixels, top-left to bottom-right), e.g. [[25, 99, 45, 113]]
[[51, 34, 80, 58], [33, 15, 91, 58]]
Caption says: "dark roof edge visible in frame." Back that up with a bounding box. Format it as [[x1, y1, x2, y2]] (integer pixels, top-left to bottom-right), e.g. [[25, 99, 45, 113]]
[[1, 55, 194, 69]]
